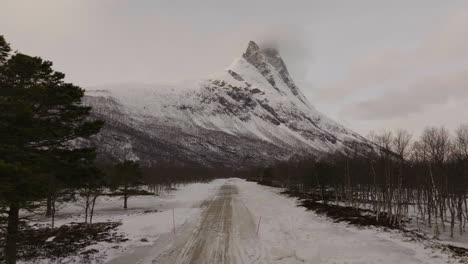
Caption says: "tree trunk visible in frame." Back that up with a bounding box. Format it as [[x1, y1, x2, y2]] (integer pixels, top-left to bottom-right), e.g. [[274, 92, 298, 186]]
[[90, 195, 98, 224], [450, 211, 455, 238], [6, 203, 20, 264], [434, 204, 440, 239], [458, 198, 464, 235], [45, 196, 52, 217], [440, 199, 446, 232], [51, 200, 55, 229], [123, 183, 128, 209], [84, 189, 91, 224]]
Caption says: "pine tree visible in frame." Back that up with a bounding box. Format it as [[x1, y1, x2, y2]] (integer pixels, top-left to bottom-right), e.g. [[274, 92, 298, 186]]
[[0, 35, 103, 264], [113, 160, 143, 209]]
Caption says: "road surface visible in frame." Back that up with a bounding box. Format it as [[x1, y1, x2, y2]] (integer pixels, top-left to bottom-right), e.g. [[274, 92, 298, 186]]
[[153, 182, 260, 263]]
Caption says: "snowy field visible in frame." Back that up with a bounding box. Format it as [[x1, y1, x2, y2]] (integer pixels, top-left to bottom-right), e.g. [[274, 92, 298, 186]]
[[20, 179, 226, 264], [23, 178, 467, 264], [236, 180, 466, 263]]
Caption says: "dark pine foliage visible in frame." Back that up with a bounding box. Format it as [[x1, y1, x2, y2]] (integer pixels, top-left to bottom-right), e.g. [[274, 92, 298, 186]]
[[112, 160, 143, 209], [0, 35, 103, 264]]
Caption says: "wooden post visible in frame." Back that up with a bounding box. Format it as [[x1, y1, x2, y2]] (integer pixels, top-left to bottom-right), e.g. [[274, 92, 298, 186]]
[[172, 208, 176, 234], [256, 216, 262, 236]]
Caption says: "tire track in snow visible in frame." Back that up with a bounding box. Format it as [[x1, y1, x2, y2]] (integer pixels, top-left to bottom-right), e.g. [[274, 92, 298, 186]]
[[153, 181, 264, 264]]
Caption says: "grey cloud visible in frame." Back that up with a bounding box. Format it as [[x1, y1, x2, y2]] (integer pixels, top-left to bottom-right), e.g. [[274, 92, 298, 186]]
[[315, 8, 468, 102], [341, 70, 468, 120], [256, 25, 313, 81]]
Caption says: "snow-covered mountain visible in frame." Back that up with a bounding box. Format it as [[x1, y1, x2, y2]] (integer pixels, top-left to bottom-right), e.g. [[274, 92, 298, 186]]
[[84, 41, 373, 167]]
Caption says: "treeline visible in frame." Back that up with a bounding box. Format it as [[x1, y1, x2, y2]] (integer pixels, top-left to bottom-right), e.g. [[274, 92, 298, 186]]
[[139, 162, 238, 191], [43, 160, 229, 228], [252, 126, 468, 238]]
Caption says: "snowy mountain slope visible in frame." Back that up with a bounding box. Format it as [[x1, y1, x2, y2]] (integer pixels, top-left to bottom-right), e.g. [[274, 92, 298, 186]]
[[84, 41, 373, 167]]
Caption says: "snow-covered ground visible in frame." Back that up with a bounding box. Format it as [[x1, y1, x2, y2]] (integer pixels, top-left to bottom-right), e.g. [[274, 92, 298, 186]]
[[315, 193, 468, 248], [21, 179, 226, 264], [23, 178, 466, 264], [404, 206, 468, 248], [236, 180, 463, 264]]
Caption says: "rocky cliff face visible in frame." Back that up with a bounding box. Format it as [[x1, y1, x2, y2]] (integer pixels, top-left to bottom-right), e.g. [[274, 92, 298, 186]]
[[84, 41, 373, 167]]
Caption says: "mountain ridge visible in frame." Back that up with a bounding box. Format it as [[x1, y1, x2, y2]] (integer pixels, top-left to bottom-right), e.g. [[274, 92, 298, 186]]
[[83, 41, 373, 167]]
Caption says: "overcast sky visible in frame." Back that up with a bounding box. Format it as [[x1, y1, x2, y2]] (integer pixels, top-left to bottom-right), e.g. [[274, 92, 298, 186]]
[[2, 0, 467, 136]]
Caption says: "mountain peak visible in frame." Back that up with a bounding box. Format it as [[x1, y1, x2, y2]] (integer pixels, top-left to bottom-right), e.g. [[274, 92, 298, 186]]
[[240, 41, 307, 104], [243, 41, 280, 61], [244, 41, 261, 58]]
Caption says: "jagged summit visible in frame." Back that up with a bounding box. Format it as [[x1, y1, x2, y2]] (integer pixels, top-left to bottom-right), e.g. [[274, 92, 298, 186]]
[[243, 41, 261, 59], [243, 41, 280, 61], [84, 41, 373, 168], [240, 41, 306, 103]]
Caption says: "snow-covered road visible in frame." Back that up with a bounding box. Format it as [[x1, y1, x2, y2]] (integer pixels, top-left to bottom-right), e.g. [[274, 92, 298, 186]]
[[105, 178, 456, 264], [153, 182, 259, 263]]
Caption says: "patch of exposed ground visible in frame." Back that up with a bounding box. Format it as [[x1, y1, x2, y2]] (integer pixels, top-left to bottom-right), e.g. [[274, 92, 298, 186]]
[[0, 222, 126, 263]]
